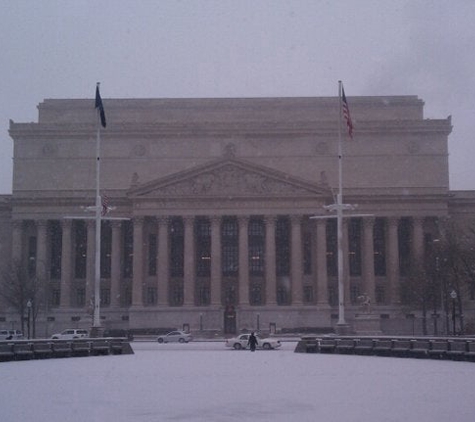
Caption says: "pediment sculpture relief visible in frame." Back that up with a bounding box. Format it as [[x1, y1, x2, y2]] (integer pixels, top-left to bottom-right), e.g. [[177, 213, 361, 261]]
[[156, 164, 312, 196]]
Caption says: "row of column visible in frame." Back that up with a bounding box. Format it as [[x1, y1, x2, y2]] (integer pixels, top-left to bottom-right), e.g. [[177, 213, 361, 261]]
[[10, 215, 427, 309]]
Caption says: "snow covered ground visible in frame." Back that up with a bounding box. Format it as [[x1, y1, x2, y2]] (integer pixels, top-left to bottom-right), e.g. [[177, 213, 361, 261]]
[[1, 340, 475, 422]]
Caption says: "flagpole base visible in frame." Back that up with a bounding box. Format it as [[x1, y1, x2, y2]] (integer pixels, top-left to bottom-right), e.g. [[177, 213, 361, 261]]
[[90, 326, 104, 338], [335, 323, 352, 336]]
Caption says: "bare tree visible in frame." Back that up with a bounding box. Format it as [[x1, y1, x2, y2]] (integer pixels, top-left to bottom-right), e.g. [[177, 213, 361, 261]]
[[400, 258, 432, 335], [430, 220, 475, 335], [0, 259, 46, 337]]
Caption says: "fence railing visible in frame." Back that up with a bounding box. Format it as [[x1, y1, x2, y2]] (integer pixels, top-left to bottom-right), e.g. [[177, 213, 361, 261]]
[[0, 337, 134, 362], [295, 335, 475, 362]]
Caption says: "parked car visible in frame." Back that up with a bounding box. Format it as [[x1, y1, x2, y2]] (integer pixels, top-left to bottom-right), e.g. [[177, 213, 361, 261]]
[[0, 329, 23, 340], [225, 334, 282, 350], [51, 329, 89, 340], [157, 331, 192, 343]]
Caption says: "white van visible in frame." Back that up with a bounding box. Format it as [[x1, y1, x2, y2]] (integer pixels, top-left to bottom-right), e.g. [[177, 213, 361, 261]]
[[51, 329, 89, 340], [0, 330, 24, 340]]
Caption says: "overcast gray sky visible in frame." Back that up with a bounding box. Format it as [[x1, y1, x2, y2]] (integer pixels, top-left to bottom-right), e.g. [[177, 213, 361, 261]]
[[1, 0, 474, 194]]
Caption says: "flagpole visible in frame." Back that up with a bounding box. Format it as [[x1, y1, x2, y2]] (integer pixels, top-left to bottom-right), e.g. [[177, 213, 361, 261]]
[[93, 83, 103, 331], [312, 82, 365, 333], [336, 80, 346, 327]]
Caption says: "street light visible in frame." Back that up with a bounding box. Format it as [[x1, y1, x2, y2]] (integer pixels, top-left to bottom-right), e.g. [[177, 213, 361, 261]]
[[450, 290, 457, 335], [26, 299, 32, 339]]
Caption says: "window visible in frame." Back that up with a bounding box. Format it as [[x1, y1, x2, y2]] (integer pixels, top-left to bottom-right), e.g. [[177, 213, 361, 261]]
[[170, 282, 184, 306], [303, 230, 312, 275], [27, 236, 37, 278], [76, 288, 85, 307], [170, 218, 184, 277], [122, 221, 133, 278], [326, 220, 337, 277], [276, 217, 290, 276], [303, 285, 314, 303], [146, 287, 157, 305], [348, 218, 362, 276], [328, 285, 338, 306], [100, 288, 111, 306], [249, 218, 264, 276], [399, 218, 412, 277], [222, 244, 238, 275], [350, 285, 360, 304], [374, 218, 386, 276], [51, 288, 60, 307], [101, 221, 112, 278], [74, 221, 87, 279], [49, 220, 62, 280], [250, 282, 263, 306], [277, 283, 290, 305], [223, 281, 237, 305], [123, 286, 132, 306], [222, 218, 238, 276], [197, 282, 210, 306], [148, 234, 157, 276], [195, 219, 211, 277], [376, 285, 386, 304]]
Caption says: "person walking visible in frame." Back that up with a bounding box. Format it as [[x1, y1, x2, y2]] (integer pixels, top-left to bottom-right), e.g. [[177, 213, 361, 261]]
[[248, 332, 258, 352]]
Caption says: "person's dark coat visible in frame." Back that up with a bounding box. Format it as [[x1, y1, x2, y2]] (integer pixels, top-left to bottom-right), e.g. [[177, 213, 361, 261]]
[[248, 333, 258, 351]]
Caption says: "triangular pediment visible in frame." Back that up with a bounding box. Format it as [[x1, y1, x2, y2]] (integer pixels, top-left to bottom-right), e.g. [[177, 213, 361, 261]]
[[128, 158, 331, 200]]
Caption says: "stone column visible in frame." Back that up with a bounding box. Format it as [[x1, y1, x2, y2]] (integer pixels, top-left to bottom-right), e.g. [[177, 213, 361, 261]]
[[210, 216, 222, 306], [387, 217, 400, 304], [11, 220, 22, 264], [290, 215, 303, 305], [362, 217, 376, 302], [86, 220, 95, 307], [315, 219, 328, 305], [132, 217, 144, 307], [238, 216, 250, 306], [157, 217, 169, 306], [183, 216, 195, 306], [412, 217, 425, 264], [110, 221, 122, 308], [60, 220, 72, 308], [265, 216, 277, 305]]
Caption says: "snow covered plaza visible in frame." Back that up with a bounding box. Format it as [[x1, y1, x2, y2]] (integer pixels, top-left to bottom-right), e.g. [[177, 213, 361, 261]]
[[2, 341, 474, 422]]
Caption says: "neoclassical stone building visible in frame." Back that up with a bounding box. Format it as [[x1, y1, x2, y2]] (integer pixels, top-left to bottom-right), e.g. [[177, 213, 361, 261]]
[[2, 95, 474, 336]]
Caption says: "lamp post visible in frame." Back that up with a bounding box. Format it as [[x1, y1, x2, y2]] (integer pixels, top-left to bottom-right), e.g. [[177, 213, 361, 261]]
[[450, 290, 457, 335], [26, 299, 32, 339]]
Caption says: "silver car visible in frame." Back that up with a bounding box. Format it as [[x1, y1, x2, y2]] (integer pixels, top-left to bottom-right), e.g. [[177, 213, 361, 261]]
[[157, 331, 192, 343]]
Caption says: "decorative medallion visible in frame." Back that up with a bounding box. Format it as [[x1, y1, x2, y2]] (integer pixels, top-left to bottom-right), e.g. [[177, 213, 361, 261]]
[[132, 144, 147, 157]]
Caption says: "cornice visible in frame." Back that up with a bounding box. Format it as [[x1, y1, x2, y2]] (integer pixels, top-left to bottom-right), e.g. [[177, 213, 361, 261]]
[[9, 117, 452, 140]]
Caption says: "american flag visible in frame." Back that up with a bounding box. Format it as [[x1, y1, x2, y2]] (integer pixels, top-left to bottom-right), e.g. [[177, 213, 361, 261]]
[[341, 86, 353, 139], [101, 195, 110, 217]]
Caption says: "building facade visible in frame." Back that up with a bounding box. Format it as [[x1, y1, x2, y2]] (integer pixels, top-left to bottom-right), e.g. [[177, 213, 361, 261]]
[[2, 95, 474, 336]]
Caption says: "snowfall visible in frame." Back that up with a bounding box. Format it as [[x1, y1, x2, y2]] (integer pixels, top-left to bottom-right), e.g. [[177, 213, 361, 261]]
[[1, 340, 475, 422]]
